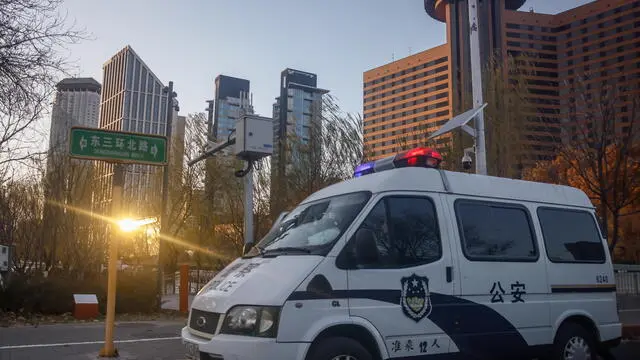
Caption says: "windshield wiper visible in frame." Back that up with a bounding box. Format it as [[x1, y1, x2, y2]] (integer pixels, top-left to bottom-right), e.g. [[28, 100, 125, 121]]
[[263, 246, 312, 254]]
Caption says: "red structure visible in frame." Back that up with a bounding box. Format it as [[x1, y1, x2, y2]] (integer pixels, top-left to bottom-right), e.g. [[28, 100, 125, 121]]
[[73, 294, 99, 320], [179, 264, 189, 314]]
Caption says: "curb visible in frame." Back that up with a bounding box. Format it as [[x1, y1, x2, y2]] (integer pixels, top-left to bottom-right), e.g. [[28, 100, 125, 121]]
[[622, 324, 640, 339]]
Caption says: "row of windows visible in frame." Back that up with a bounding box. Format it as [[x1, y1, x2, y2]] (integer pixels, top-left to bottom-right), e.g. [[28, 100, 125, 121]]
[[365, 91, 448, 116], [506, 31, 558, 43], [352, 196, 606, 269], [563, 21, 637, 50], [364, 57, 447, 87], [524, 97, 561, 106], [364, 82, 449, 110], [562, 41, 640, 67], [558, 14, 638, 42], [505, 1, 638, 34], [364, 103, 449, 130], [368, 136, 450, 154], [364, 66, 449, 95], [364, 119, 448, 143], [508, 50, 558, 61], [507, 40, 558, 52], [364, 80, 448, 107]]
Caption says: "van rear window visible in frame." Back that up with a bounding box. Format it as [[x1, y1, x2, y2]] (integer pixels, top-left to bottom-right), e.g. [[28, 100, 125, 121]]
[[537, 208, 606, 263]]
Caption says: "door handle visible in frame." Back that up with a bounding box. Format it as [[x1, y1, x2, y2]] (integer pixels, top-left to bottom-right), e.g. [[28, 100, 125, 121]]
[[446, 266, 453, 283]]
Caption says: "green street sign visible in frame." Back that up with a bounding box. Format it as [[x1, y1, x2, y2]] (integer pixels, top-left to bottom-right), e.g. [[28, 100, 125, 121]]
[[69, 127, 168, 165]]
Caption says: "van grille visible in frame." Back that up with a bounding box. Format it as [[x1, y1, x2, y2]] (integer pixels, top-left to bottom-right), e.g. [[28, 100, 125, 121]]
[[189, 309, 221, 336]]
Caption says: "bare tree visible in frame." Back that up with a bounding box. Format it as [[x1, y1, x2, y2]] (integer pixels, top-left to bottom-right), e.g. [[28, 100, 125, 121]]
[[40, 153, 102, 277], [525, 75, 640, 252], [0, 0, 87, 174], [0, 177, 44, 274], [270, 94, 364, 216]]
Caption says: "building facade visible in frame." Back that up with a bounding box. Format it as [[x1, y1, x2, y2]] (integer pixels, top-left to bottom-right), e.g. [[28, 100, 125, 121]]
[[365, 0, 640, 167], [94, 45, 178, 217]]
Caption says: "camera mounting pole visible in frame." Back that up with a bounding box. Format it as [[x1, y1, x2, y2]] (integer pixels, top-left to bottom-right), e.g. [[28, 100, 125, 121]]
[[188, 113, 273, 255], [428, 103, 487, 174], [429, 0, 487, 175]]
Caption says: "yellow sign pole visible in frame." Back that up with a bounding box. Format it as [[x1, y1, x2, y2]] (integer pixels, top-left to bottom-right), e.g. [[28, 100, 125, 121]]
[[99, 164, 124, 358]]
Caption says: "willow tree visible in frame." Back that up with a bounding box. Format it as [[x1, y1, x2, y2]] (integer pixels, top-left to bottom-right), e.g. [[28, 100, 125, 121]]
[[270, 94, 363, 217]]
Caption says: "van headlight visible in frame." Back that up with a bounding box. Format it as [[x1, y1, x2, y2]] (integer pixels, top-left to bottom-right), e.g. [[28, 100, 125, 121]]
[[220, 306, 280, 337]]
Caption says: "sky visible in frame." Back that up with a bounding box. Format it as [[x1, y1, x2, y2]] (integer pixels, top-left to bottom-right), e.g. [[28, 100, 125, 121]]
[[57, 0, 593, 123]]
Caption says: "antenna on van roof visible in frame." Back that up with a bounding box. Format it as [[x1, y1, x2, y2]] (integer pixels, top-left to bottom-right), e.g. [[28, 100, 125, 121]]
[[438, 169, 452, 193]]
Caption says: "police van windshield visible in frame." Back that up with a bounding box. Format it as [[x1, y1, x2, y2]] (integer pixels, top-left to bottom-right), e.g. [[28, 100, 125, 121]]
[[248, 191, 371, 257]]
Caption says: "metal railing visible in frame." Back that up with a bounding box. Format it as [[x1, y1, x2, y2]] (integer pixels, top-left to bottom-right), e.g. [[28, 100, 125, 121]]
[[614, 264, 640, 296]]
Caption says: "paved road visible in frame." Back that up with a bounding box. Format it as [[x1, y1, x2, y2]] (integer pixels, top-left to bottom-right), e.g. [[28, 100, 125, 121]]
[[0, 321, 186, 360], [0, 321, 638, 360]]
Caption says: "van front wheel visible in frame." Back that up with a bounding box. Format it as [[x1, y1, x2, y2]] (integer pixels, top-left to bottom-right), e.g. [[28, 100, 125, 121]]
[[308, 336, 373, 360], [551, 322, 597, 360]]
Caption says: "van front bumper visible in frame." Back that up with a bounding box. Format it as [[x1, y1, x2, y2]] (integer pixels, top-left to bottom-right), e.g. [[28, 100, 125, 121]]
[[181, 326, 310, 360]]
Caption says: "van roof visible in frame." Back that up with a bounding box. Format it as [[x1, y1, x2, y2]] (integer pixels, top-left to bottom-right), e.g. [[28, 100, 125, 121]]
[[302, 167, 594, 209]]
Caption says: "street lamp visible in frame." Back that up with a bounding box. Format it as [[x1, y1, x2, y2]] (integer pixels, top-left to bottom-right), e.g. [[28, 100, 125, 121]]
[[99, 216, 158, 357], [118, 217, 158, 233]]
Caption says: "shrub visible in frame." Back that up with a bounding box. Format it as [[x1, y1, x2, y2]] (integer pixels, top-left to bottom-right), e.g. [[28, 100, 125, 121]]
[[0, 270, 158, 315]]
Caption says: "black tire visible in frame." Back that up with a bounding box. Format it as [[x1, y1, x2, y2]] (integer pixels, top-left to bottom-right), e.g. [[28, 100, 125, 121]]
[[550, 322, 598, 360], [308, 336, 373, 360]]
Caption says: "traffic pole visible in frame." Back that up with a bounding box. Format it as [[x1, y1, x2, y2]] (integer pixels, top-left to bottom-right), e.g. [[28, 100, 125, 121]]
[[242, 165, 253, 254], [157, 81, 175, 310], [99, 163, 124, 358], [468, 0, 488, 175]]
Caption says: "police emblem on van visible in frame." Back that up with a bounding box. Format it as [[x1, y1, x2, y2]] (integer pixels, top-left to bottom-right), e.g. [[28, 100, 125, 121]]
[[400, 274, 432, 322]]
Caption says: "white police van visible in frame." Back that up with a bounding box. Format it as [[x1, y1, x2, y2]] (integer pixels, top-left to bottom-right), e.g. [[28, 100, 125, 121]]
[[182, 147, 621, 360]]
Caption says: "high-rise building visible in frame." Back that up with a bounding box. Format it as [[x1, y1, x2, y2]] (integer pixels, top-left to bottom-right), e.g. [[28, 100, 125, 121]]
[[45, 77, 101, 203], [94, 45, 177, 217], [363, 45, 452, 160], [270, 68, 329, 214], [212, 75, 252, 141], [271, 68, 328, 174], [43, 78, 101, 264], [365, 0, 640, 167], [48, 77, 101, 155]]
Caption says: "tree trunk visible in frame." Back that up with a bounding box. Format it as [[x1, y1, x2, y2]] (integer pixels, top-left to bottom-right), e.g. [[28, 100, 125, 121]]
[[609, 209, 621, 252]]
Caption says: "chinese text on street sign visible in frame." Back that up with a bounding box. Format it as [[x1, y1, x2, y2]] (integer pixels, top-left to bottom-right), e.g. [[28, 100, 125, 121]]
[[69, 127, 168, 165]]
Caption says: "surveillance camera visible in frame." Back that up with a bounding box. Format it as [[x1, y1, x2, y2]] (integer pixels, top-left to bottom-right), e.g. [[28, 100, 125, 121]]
[[462, 153, 473, 170]]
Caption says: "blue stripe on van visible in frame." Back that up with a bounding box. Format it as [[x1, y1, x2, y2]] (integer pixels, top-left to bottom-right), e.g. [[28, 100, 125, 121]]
[[551, 284, 616, 293], [287, 289, 529, 359]]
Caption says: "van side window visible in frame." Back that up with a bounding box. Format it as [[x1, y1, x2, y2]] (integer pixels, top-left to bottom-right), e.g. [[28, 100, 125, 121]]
[[355, 196, 442, 268], [537, 208, 606, 263], [455, 200, 538, 262]]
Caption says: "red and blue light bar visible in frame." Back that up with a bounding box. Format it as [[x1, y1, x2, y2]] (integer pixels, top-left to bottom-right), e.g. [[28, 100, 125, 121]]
[[354, 147, 443, 177]]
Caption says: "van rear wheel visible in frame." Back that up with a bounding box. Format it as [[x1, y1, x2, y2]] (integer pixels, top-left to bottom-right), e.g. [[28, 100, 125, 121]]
[[551, 322, 597, 360], [309, 336, 373, 360]]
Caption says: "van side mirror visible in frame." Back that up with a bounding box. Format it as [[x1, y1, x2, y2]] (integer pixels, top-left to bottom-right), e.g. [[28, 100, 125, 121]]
[[354, 228, 379, 266]]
